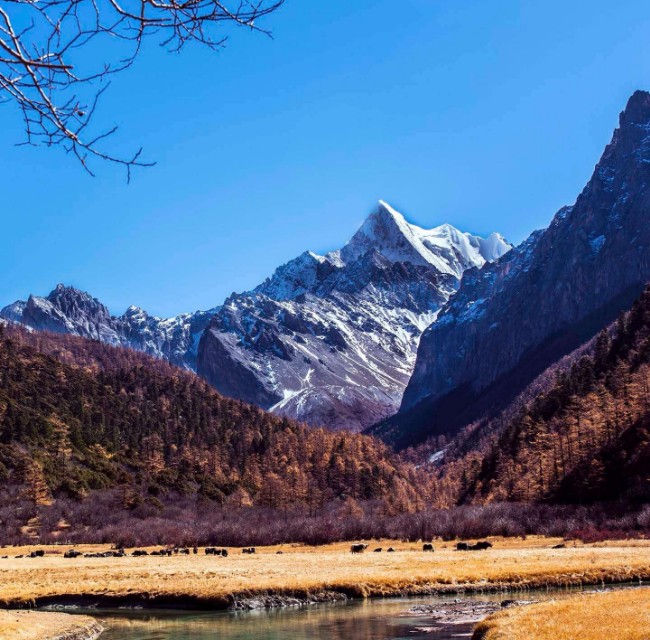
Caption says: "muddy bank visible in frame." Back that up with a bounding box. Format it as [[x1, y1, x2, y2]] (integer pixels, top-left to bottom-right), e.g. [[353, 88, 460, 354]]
[[31, 590, 349, 612], [229, 590, 348, 610]]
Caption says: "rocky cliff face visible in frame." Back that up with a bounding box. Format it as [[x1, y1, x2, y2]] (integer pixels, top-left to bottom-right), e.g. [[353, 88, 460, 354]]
[[382, 90, 650, 448], [0, 285, 215, 370], [197, 202, 509, 430]]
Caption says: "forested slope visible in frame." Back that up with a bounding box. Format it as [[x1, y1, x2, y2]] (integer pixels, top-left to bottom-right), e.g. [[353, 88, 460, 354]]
[[439, 286, 650, 506], [0, 324, 423, 543]]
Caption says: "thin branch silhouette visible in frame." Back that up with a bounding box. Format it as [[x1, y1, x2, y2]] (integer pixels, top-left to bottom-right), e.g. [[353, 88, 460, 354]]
[[0, 0, 284, 179]]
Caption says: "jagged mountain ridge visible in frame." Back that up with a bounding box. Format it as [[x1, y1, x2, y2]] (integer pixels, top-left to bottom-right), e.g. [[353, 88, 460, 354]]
[[376, 90, 650, 448], [0, 284, 216, 370], [2, 202, 509, 431], [197, 202, 509, 430]]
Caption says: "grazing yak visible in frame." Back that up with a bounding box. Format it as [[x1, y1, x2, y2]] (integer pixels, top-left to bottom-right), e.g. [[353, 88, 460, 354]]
[[64, 550, 82, 559], [422, 543, 434, 552], [472, 541, 493, 550], [242, 547, 256, 554], [373, 548, 382, 552], [456, 541, 493, 551], [387, 547, 395, 553], [350, 543, 369, 554]]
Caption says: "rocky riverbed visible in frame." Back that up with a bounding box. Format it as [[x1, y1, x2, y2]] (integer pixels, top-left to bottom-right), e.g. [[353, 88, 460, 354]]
[[404, 599, 537, 635]]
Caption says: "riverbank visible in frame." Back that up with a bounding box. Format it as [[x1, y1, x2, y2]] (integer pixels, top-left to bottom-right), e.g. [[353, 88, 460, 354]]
[[472, 587, 650, 639], [0, 537, 648, 610], [0, 610, 102, 639]]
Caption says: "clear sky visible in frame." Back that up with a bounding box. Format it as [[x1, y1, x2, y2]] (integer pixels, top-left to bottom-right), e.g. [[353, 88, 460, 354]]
[[2, 0, 649, 317]]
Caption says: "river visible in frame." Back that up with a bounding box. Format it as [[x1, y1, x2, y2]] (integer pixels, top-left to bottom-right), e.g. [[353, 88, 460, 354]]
[[67, 584, 642, 640]]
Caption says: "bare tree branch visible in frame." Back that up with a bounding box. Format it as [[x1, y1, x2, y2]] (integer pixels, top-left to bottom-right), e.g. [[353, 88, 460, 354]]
[[0, 0, 284, 179]]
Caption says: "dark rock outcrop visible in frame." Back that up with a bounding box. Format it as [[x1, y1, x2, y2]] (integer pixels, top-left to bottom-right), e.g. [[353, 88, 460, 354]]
[[22, 284, 119, 342]]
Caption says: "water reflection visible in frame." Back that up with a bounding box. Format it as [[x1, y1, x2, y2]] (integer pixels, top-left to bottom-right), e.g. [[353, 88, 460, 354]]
[[95, 595, 502, 640]]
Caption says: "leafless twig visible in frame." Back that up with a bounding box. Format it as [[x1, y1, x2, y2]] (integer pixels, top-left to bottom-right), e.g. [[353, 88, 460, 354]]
[[0, 0, 284, 179]]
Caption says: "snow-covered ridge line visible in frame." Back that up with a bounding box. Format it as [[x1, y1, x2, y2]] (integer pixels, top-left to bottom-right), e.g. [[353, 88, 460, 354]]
[[255, 201, 511, 302], [0, 283, 218, 370], [340, 200, 510, 277]]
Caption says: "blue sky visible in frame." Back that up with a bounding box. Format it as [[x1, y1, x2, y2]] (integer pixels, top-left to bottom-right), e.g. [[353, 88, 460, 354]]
[[2, 0, 649, 317]]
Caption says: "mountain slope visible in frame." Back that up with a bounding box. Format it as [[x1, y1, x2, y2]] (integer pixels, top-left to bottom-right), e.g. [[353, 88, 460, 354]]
[[197, 202, 509, 431], [443, 286, 650, 505], [376, 90, 650, 448]]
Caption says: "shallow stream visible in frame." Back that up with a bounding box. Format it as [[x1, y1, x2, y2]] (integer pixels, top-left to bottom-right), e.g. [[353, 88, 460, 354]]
[[68, 583, 642, 640]]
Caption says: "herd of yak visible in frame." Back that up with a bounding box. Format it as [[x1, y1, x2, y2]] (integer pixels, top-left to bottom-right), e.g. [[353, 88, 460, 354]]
[[350, 541, 493, 553], [0, 546, 236, 559], [1, 541, 494, 559]]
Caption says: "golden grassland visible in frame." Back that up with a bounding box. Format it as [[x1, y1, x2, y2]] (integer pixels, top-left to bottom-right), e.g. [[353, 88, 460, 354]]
[[0, 610, 102, 639], [0, 537, 649, 609], [473, 587, 650, 640]]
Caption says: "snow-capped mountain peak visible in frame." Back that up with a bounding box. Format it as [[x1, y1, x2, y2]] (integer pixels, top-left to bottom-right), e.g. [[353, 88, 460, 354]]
[[254, 201, 510, 307], [124, 305, 146, 315], [341, 200, 511, 277], [198, 201, 510, 431], [254, 249, 342, 301]]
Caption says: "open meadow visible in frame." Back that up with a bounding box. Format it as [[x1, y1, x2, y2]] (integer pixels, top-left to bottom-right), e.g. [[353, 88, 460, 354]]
[[0, 537, 648, 610], [473, 587, 650, 640]]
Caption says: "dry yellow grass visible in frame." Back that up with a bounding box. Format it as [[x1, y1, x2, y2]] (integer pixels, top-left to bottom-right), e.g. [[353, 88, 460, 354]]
[[0, 537, 648, 608], [473, 587, 650, 640], [0, 610, 101, 639]]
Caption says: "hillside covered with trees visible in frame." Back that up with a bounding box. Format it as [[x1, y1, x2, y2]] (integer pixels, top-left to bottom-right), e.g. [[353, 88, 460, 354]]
[[0, 324, 425, 544], [2, 285, 650, 547], [434, 286, 650, 507]]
